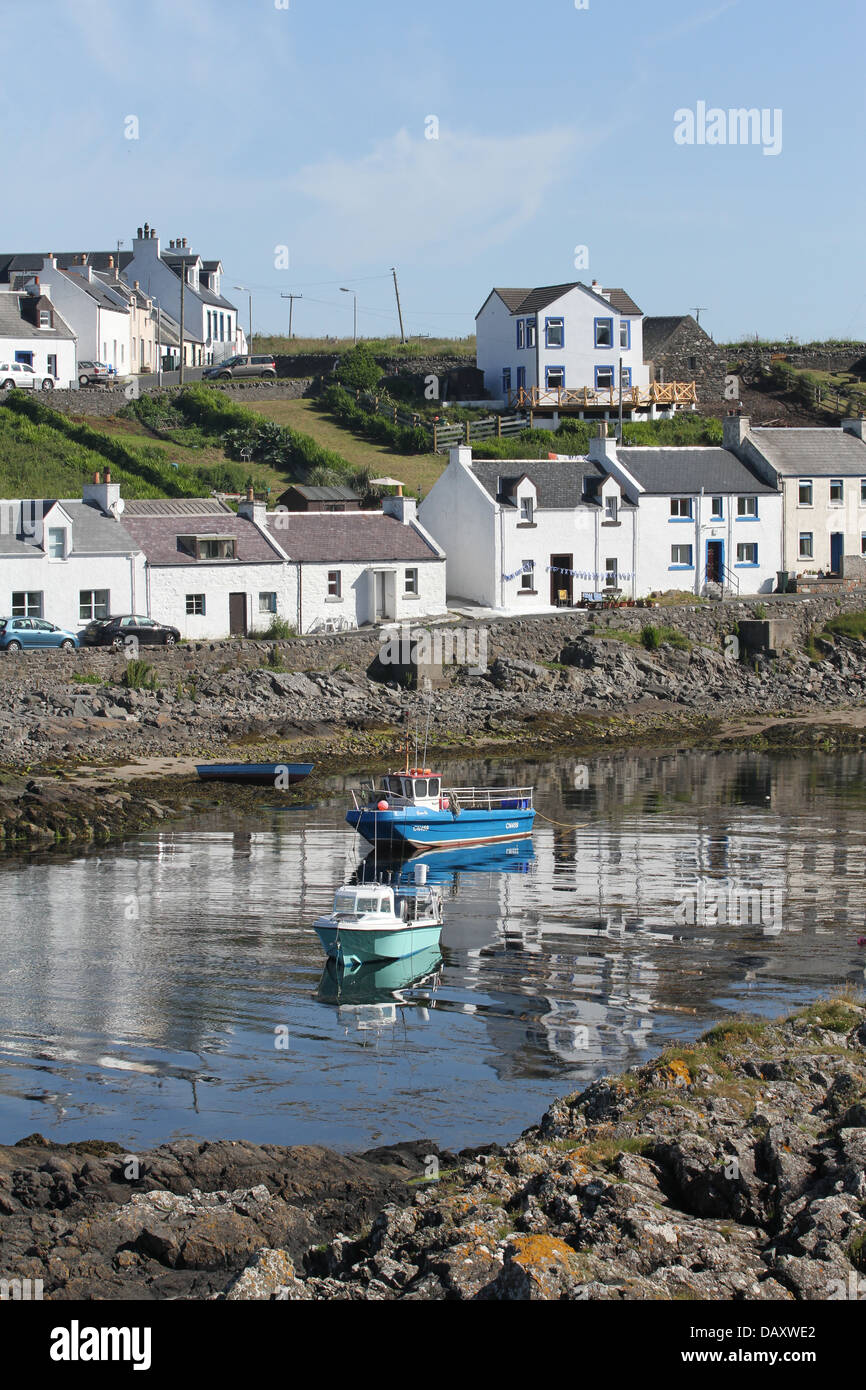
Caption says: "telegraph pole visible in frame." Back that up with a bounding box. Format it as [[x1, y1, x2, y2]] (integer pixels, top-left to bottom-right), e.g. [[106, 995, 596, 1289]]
[[179, 267, 185, 384], [281, 292, 303, 339], [391, 266, 406, 344]]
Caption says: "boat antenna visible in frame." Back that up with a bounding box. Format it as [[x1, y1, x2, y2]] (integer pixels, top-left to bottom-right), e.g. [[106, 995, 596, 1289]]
[[422, 690, 433, 767], [414, 708, 419, 770]]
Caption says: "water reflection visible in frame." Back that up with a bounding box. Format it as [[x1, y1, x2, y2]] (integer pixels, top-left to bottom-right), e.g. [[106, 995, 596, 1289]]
[[0, 750, 865, 1150]]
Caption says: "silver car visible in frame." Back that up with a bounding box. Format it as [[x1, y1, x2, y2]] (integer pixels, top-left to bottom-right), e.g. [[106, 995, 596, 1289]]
[[0, 361, 58, 390]]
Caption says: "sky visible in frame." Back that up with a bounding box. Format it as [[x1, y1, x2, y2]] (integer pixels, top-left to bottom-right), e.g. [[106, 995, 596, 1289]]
[[3, 0, 864, 344]]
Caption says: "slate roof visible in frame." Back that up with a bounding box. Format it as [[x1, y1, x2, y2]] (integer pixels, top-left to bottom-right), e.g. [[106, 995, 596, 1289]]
[[0, 499, 140, 556], [280, 485, 360, 502], [471, 459, 607, 509], [642, 316, 693, 356], [264, 512, 441, 563], [616, 448, 776, 494], [0, 291, 76, 341], [120, 512, 284, 565], [748, 429, 866, 477], [55, 268, 129, 313], [122, 498, 233, 517], [0, 252, 133, 280], [603, 287, 643, 316]]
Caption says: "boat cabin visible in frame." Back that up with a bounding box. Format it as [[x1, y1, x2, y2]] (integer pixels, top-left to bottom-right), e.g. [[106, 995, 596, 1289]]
[[331, 883, 440, 924], [376, 771, 442, 807]]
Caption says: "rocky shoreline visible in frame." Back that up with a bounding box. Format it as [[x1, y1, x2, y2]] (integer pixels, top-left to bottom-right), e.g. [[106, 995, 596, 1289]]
[[2, 607, 866, 847], [2, 999, 864, 1300]]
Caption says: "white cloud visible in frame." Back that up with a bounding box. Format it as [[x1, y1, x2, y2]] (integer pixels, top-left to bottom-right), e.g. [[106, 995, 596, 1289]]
[[286, 126, 580, 263]]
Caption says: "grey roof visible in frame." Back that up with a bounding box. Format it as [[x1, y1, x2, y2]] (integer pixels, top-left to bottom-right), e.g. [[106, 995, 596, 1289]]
[[56, 268, 129, 313], [603, 287, 643, 315], [642, 316, 693, 355], [122, 497, 232, 516], [162, 255, 236, 309], [616, 448, 776, 494], [0, 499, 140, 556], [0, 252, 133, 280], [263, 512, 441, 562], [748, 428, 866, 477], [281, 484, 360, 501], [471, 458, 607, 509], [0, 291, 75, 341]]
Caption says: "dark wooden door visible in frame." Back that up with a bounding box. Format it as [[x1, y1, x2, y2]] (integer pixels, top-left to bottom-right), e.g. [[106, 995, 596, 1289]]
[[706, 540, 723, 584], [229, 593, 247, 635], [550, 554, 573, 606]]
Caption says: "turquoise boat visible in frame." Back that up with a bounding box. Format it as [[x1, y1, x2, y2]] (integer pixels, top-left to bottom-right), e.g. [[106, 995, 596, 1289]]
[[313, 872, 444, 968]]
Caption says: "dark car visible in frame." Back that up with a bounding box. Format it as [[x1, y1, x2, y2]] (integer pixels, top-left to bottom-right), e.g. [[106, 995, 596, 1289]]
[[81, 615, 181, 648], [202, 354, 277, 380]]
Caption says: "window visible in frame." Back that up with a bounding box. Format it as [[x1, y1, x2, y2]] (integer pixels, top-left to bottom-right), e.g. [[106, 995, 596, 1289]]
[[737, 496, 758, 518], [47, 527, 67, 559], [186, 594, 206, 615], [404, 568, 418, 595], [710, 497, 724, 519], [47, 354, 57, 377], [516, 319, 525, 350], [830, 479, 844, 504], [604, 496, 618, 523], [525, 319, 536, 349], [671, 497, 693, 519], [861, 479, 866, 505], [620, 367, 632, 388], [327, 570, 342, 598], [502, 368, 511, 395], [594, 317, 613, 348], [595, 365, 614, 390], [519, 496, 534, 524], [80, 589, 109, 620], [605, 557, 618, 587], [545, 365, 565, 389], [545, 317, 564, 349], [798, 479, 813, 506], [862, 534, 866, 556], [258, 592, 277, 613], [671, 545, 693, 567], [736, 542, 758, 565], [619, 320, 631, 349], [520, 560, 534, 591], [799, 533, 813, 559], [178, 535, 238, 560], [687, 356, 698, 370], [11, 591, 42, 617], [516, 366, 526, 391], [38, 309, 50, 328]]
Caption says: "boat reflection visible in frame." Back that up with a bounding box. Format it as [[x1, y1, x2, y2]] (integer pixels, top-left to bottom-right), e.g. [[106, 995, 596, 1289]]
[[316, 942, 444, 1007], [354, 838, 536, 887]]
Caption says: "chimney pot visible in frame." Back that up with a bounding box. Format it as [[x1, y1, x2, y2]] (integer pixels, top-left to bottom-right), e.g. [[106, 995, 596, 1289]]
[[93, 471, 101, 485], [246, 484, 254, 501], [137, 227, 143, 239], [104, 470, 111, 484]]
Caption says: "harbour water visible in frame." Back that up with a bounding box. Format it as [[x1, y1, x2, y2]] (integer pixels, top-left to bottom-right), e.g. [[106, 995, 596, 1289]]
[[0, 749, 864, 1152]]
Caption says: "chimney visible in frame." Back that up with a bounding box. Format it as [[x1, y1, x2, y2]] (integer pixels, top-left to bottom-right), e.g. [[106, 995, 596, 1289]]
[[108, 255, 114, 269], [451, 445, 473, 469], [723, 411, 750, 452], [588, 422, 619, 467], [842, 417, 866, 442], [238, 491, 267, 527], [82, 473, 121, 515], [383, 494, 417, 525], [182, 237, 188, 249], [137, 226, 143, 239]]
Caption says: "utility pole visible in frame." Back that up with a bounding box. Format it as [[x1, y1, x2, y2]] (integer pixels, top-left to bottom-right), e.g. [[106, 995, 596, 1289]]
[[156, 301, 162, 387], [691, 306, 707, 326], [391, 266, 406, 344], [340, 288, 358, 344], [179, 267, 185, 385], [617, 354, 623, 440], [281, 292, 303, 339], [234, 285, 252, 357]]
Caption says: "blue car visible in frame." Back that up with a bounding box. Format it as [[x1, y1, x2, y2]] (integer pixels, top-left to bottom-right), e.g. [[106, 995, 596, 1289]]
[[0, 617, 80, 652]]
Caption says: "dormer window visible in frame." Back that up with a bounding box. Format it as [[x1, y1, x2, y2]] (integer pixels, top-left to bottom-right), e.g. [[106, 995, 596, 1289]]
[[178, 534, 237, 560], [47, 527, 67, 559], [519, 496, 534, 524], [604, 495, 618, 523], [39, 309, 51, 329]]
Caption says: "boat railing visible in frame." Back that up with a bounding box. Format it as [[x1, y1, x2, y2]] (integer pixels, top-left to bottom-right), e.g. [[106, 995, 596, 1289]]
[[447, 786, 534, 811]]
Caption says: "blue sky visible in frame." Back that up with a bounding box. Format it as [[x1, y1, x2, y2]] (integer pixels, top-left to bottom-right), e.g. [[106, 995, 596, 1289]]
[[4, 0, 863, 343]]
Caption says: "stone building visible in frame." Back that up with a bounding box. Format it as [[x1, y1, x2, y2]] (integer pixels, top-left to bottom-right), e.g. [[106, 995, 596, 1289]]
[[642, 315, 727, 408]]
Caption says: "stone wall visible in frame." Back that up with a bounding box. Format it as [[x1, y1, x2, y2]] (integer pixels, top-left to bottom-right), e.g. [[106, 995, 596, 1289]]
[[731, 346, 866, 375], [647, 320, 728, 405], [0, 378, 315, 418]]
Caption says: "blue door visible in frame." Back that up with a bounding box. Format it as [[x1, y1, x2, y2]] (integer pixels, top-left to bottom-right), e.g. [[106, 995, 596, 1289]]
[[830, 533, 844, 574]]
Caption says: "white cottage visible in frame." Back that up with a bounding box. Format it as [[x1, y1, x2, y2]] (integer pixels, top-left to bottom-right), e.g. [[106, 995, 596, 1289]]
[[0, 285, 77, 389], [476, 280, 649, 406]]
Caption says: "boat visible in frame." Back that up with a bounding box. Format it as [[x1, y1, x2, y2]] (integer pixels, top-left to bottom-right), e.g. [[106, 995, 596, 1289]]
[[347, 766, 535, 849], [195, 761, 313, 787], [313, 863, 444, 967]]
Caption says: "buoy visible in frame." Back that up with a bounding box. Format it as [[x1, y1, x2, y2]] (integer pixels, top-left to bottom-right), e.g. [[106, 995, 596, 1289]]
[[377, 800, 389, 811]]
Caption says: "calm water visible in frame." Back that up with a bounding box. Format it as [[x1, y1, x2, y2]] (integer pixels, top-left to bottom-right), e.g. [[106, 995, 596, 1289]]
[[1, 749, 865, 1152]]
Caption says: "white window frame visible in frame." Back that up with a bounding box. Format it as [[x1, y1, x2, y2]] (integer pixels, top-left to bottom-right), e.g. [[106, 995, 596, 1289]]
[[798, 533, 813, 560], [404, 567, 419, 596], [11, 591, 43, 617], [47, 526, 67, 560], [327, 570, 342, 599], [80, 589, 110, 620], [798, 479, 813, 507]]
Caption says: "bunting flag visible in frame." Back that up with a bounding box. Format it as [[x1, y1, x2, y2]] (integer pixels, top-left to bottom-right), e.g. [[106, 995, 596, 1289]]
[[501, 563, 635, 582]]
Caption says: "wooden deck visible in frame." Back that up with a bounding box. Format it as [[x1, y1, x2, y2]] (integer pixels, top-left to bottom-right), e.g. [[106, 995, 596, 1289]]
[[508, 382, 698, 411]]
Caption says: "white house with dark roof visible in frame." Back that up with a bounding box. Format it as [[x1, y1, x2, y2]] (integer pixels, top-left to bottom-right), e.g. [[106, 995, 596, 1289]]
[[0, 285, 77, 388], [476, 280, 648, 405], [0, 476, 145, 631], [122, 225, 244, 366], [419, 437, 782, 609], [24, 258, 130, 374], [724, 415, 866, 578]]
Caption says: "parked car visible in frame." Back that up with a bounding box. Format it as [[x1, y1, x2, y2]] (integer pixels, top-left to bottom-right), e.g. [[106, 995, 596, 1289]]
[[0, 617, 79, 652], [80, 615, 181, 648], [202, 354, 277, 380], [0, 361, 59, 390], [77, 360, 113, 386]]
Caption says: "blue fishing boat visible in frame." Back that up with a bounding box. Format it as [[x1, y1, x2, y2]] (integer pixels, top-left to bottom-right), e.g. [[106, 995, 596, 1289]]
[[313, 865, 444, 967], [347, 766, 535, 849], [195, 761, 313, 787]]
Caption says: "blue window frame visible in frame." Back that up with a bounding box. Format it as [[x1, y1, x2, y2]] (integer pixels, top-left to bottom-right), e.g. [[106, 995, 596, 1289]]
[[545, 365, 565, 389], [526, 318, 536, 348], [620, 367, 632, 388], [710, 496, 724, 519], [670, 497, 693, 520], [737, 496, 758, 519], [594, 317, 613, 349], [502, 368, 512, 394], [545, 317, 564, 349], [670, 544, 693, 569], [619, 319, 631, 350], [516, 366, 526, 390], [736, 542, 759, 566], [595, 365, 615, 390], [516, 319, 525, 350]]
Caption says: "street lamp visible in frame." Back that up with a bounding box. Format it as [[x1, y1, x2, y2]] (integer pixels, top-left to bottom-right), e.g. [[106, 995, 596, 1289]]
[[340, 287, 357, 345], [234, 285, 253, 358]]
